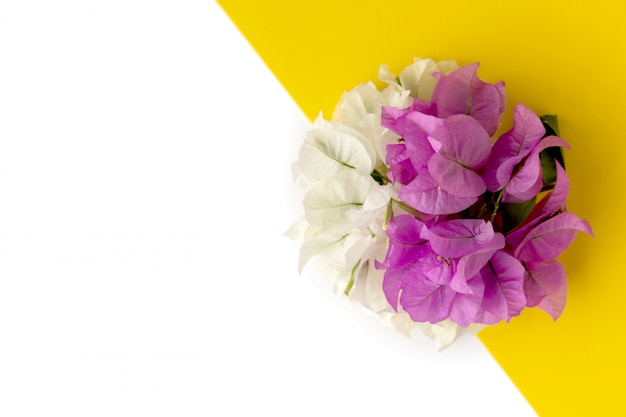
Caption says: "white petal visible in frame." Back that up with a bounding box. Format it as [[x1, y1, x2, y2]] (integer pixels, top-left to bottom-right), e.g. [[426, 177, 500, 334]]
[[332, 83, 405, 165], [303, 171, 373, 226], [332, 82, 383, 122], [345, 185, 391, 230], [381, 84, 412, 108], [299, 227, 369, 275], [436, 59, 460, 75], [417, 320, 461, 351], [378, 63, 400, 86], [298, 117, 376, 181], [399, 57, 459, 101], [284, 216, 309, 243], [399, 58, 435, 98], [361, 261, 392, 312], [298, 228, 350, 274]]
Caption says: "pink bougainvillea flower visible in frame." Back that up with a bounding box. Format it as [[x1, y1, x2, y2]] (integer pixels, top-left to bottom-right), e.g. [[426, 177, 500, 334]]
[[382, 107, 471, 215], [382, 105, 492, 215], [376, 72, 592, 327], [431, 62, 506, 136], [292, 57, 593, 343], [483, 103, 570, 203]]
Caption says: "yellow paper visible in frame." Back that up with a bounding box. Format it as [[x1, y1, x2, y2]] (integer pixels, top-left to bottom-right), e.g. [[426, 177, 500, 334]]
[[217, 0, 626, 414]]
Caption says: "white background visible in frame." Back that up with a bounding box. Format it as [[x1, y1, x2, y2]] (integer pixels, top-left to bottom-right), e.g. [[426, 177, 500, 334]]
[[0, 1, 537, 416]]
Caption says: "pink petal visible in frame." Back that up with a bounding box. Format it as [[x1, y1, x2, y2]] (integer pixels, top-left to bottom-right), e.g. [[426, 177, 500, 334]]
[[380, 105, 414, 131], [448, 276, 485, 326], [421, 219, 503, 258], [484, 104, 546, 191], [419, 255, 455, 287], [424, 114, 491, 198], [495, 81, 507, 128], [385, 143, 417, 185], [506, 162, 569, 247], [384, 215, 428, 269], [523, 261, 567, 320], [381, 107, 437, 172], [404, 131, 436, 168], [537, 160, 570, 214], [502, 168, 543, 203], [405, 111, 445, 139], [515, 212, 594, 262], [399, 170, 477, 215], [431, 63, 506, 136], [398, 276, 453, 323], [428, 153, 487, 197], [431, 114, 492, 169], [503, 135, 570, 203], [382, 265, 411, 312], [452, 248, 501, 292], [474, 250, 526, 324], [381, 105, 439, 149]]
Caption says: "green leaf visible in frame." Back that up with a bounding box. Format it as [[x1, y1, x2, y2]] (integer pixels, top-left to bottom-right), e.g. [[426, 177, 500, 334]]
[[370, 169, 389, 185], [540, 114, 560, 136], [501, 197, 536, 234], [539, 115, 565, 187]]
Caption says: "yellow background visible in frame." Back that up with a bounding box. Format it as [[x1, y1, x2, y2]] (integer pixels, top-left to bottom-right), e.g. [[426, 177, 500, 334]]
[[217, 0, 626, 415]]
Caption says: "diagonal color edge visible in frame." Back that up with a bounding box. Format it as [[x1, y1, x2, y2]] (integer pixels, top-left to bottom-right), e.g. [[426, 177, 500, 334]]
[[216, 1, 626, 415]]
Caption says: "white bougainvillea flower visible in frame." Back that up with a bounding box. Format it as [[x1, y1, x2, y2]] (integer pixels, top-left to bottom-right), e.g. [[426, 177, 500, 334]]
[[295, 172, 391, 273], [291, 118, 388, 275]]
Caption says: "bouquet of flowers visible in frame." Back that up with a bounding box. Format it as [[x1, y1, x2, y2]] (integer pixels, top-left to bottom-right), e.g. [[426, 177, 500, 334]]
[[288, 58, 592, 347]]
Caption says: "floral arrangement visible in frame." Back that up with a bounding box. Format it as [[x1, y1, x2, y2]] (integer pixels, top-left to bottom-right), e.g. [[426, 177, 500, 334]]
[[288, 58, 592, 347]]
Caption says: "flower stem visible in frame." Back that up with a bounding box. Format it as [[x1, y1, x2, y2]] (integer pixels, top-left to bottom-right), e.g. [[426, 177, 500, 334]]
[[392, 199, 424, 220], [490, 191, 503, 223], [383, 201, 393, 231], [343, 259, 361, 296], [477, 203, 488, 219]]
